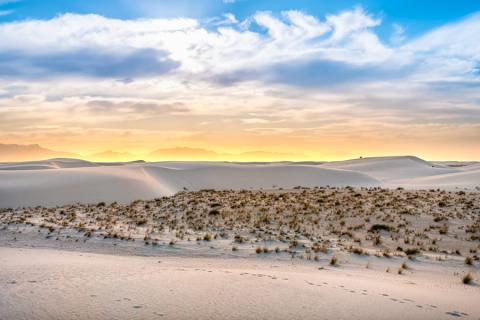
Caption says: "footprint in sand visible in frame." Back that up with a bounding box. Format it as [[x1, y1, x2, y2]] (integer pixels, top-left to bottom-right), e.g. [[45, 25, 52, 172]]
[[446, 311, 463, 317]]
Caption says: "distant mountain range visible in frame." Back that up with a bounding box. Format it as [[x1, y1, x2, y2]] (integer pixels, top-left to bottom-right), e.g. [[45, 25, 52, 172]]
[[0, 143, 80, 162], [0, 143, 307, 162]]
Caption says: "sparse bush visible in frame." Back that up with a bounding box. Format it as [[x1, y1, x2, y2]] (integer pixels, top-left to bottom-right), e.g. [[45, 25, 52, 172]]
[[405, 248, 420, 256], [330, 256, 338, 266], [462, 272, 473, 284], [465, 257, 473, 265], [369, 224, 394, 232]]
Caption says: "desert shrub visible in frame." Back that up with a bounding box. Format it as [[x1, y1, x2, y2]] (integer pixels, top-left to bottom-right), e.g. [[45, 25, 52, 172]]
[[330, 256, 338, 266], [350, 247, 364, 255], [465, 257, 473, 265], [136, 218, 148, 226], [369, 224, 394, 232], [405, 248, 420, 256], [208, 209, 220, 216], [462, 272, 473, 284]]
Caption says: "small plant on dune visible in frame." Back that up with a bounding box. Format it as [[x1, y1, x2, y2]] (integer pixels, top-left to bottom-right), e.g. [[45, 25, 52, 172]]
[[203, 233, 211, 241], [369, 224, 394, 232], [465, 257, 473, 265], [232, 246, 238, 251], [373, 235, 382, 246], [401, 262, 409, 270], [330, 256, 338, 266], [405, 248, 420, 256], [256, 246, 262, 254], [350, 247, 364, 255], [462, 272, 473, 284]]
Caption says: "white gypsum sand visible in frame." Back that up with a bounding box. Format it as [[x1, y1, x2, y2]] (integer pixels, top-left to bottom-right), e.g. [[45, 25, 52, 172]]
[[0, 156, 479, 208], [0, 157, 479, 320], [0, 247, 478, 320]]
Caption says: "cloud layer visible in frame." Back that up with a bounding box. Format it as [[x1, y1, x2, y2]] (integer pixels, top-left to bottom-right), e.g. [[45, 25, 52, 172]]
[[0, 8, 479, 159]]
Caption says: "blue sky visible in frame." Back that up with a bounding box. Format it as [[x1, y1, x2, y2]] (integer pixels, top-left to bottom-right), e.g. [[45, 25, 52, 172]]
[[2, 0, 480, 38], [0, 0, 479, 159]]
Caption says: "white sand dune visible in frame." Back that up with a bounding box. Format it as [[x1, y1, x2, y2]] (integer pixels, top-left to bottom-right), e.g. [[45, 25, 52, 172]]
[[0, 158, 99, 170], [321, 156, 458, 181], [394, 168, 480, 189], [0, 164, 379, 208], [0, 156, 478, 208]]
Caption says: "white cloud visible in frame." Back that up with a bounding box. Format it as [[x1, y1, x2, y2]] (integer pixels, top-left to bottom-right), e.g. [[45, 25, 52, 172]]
[[0, 9, 13, 16], [241, 118, 271, 124], [390, 23, 406, 45], [0, 7, 479, 147]]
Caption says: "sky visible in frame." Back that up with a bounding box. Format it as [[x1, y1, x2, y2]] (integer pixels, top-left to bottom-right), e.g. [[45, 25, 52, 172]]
[[0, 0, 480, 161]]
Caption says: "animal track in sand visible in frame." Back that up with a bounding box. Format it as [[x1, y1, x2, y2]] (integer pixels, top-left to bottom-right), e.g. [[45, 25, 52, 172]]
[[299, 278, 472, 318]]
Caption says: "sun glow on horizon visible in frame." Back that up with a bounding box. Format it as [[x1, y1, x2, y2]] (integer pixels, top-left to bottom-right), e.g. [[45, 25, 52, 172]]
[[0, 1, 479, 162]]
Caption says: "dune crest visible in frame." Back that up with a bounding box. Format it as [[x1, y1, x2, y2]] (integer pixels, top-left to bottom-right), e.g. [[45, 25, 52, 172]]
[[0, 156, 478, 208]]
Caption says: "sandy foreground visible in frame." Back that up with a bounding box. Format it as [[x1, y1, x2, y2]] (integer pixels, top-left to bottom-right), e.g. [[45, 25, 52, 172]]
[[0, 156, 479, 208], [1, 156, 479, 319], [0, 246, 478, 320]]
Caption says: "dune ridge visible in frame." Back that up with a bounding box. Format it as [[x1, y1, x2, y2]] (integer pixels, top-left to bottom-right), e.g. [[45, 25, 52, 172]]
[[0, 156, 478, 208]]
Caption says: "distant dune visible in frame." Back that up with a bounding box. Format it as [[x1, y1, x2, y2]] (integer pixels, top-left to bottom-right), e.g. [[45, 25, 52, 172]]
[[0, 156, 478, 208]]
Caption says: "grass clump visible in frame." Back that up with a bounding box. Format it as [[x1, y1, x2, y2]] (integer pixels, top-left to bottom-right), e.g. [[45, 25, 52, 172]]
[[404, 248, 420, 256], [330, 256, 338, 266], [462, 272, 473, 284], [369, 224, 395, 232], [465, 257, 473, 265]]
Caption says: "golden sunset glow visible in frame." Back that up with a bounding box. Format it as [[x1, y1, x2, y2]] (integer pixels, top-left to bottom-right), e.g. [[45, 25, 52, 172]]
[[0, 5, 479, 162]]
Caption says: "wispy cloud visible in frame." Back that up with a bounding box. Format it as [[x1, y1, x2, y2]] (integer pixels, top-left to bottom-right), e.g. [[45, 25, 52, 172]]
[[0, 8, 479, 159], [0, 9, 13, 16]]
